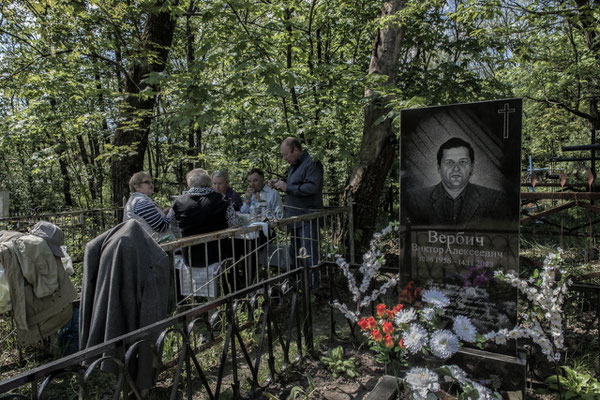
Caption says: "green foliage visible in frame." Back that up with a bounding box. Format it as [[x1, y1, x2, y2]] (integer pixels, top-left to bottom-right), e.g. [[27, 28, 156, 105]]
[[0, 0, 598, 214], [320, 346, 358, 379], [540, 366, 600, 399], [264, 373, 316, 400]]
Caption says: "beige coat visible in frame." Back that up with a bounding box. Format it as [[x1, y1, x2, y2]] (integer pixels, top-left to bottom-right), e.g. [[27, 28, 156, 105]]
[[0, 232, 77, 344]]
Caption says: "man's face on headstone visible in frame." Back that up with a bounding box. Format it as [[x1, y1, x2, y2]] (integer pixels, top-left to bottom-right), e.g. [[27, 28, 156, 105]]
[[439, 146, 473, 191]]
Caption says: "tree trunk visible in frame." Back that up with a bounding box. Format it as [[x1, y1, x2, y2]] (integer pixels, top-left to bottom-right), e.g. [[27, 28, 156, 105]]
[[110, 0, 178, 206], [343, 0, 406, 253], [574, 0, 600, 178]]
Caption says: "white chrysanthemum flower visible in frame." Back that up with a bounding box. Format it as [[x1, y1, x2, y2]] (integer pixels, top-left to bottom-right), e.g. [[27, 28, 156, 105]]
[[430, 330, 460, 359], [395, 308, 417, 325], [404, 367, 440, 400], [403, 324, 428, 354], [442, 364, 468, 383], [421, 307, 436, 321], [472, 381, 496, 399], [452, 315, 477, 343], [421, 288, 450, 309]]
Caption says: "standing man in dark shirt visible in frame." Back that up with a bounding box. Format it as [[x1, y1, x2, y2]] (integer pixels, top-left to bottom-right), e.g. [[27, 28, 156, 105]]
[[403, 137, 509, 227], [270, 137, 323, 287]]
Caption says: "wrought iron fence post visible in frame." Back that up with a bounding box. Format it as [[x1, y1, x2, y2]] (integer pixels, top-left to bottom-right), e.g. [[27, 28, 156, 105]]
[[348, 193, 355, 264], [228, 297, 240, 399], [298, 248, 313, 354], [328, 263, 335, 341]]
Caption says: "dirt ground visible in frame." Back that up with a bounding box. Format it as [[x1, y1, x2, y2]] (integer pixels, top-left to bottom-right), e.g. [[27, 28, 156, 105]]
[[259, 341, 385, 400]]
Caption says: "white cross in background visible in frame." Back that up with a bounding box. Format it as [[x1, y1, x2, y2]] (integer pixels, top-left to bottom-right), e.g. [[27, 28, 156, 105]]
[[497, 103, 515, 139]]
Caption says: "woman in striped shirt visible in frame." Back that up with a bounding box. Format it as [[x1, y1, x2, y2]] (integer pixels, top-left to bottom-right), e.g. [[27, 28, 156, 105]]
[[123, 171, 175, 242]]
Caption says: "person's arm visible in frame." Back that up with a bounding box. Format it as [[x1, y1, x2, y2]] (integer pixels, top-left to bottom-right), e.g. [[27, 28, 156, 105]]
[[240, 199, 250, 213], [285, 161, 323, 197], [133, 199, 171, 233], [232, 190, 243, 211], [268, 189, 283, 212]]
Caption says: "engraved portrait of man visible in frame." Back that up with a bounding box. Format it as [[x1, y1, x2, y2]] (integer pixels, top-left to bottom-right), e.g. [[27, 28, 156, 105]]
[[403, 137, 510, 227]]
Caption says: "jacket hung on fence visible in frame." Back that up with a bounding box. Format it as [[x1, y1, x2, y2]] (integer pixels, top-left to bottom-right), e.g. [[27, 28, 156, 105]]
[[79, 219, 171, 389], [0, 231, 77, 344], [80, 219, 170, 349]]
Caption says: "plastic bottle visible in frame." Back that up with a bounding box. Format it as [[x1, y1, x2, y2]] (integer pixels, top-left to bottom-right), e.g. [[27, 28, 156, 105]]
[[257, 191, 267, 217]]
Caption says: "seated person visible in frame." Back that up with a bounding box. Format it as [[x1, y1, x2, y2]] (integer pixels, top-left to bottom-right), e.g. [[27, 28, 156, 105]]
[[123, 171, 176, 242], [212, 170, 243, 211], [240, 168, 283, 217], [172, 168, 241, 268]]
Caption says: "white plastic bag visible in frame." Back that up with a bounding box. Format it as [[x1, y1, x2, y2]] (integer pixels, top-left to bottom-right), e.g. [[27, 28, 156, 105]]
[[61, 245, 74, 276], [0, 263, 11, 313]]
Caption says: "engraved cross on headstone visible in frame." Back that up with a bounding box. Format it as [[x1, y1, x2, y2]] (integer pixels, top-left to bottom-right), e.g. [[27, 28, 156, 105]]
[[498, 103, 515, 139]]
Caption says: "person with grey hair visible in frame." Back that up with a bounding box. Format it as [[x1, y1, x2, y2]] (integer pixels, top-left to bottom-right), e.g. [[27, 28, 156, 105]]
[[123, 171, 176, 242], [212, 170, 243, 211], [171, 168, 241, 267], [270, 137, 323, 288]]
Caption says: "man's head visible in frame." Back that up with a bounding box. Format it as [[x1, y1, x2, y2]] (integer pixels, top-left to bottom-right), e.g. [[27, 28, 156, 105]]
[[212, 170, 230, 194], [436, 137, 475, 193], [186, 168, 211, 189], [247, 168, 265, 193], [280, 137, 303, 165]]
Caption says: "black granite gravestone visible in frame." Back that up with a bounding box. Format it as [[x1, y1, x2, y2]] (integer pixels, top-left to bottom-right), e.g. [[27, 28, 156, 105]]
[[399, 99, 525, 391]]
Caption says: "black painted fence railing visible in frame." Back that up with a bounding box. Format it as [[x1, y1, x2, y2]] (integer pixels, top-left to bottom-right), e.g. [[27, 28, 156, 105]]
[[0, 207, 352, 400]]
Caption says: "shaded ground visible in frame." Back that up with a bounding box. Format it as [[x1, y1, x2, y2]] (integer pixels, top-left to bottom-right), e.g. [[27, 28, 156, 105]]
[[261, 341, 384, 400]]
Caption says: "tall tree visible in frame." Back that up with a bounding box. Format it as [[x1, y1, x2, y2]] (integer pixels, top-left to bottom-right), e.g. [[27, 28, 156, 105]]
[[110, 0, 179, 205], [344, 0, 407, 251]]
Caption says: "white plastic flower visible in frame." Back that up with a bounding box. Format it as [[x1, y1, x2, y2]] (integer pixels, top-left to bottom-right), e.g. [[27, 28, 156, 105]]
[[430, 330, 460, 359], [403, 323, 428, 354], [421, 288, 450, 309], [404, 367, 440, 400], [441, 364, 468, 383], [494, 328, 508, 345], [395, 308, 417, 325], [421, 307, 436, 321], [452, 315, 477, 343], [472, 381, 496, 399]]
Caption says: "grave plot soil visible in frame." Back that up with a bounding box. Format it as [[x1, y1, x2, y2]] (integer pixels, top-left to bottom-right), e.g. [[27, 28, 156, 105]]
[[259, 341, 385, 400]]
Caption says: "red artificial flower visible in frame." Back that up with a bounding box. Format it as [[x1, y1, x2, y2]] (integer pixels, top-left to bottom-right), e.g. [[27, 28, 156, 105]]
[[372, 329, 383, 341], [384, 334, 394, 348], [386, 310, 394, 320], [392, 304, 404, 313], [398, 338, 405, 348], [382, 322, 394, 335], [376, 304, 387, 317], [399, 281, 422, 304], [367, 316, 377, 330], [358, 318, 369, 331]]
